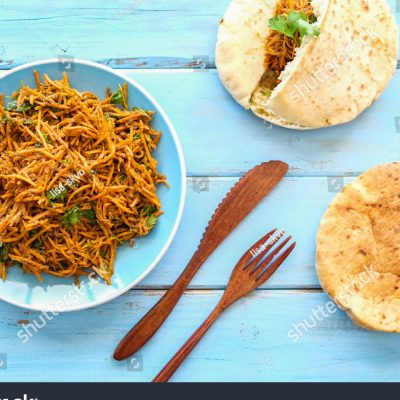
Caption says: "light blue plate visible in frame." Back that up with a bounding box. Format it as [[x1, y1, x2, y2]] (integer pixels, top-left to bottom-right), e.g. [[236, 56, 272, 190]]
[[0, 59, 186, 312]]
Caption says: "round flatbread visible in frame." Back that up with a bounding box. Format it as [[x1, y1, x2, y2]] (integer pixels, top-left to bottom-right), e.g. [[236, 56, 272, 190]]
[[216, 0, 398, 129], [316, 163, 400, 332]]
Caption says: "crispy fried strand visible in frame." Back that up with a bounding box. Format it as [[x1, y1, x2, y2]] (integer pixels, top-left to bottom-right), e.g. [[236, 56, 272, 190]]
[[0, 72, 166, 284]]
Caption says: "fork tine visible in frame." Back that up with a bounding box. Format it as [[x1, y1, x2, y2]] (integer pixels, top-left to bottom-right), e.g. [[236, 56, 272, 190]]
[[236, 229, 277, 271], [243, 229, 284, 271], [255, 241, 296, 283], [249, 235, 292, 275]]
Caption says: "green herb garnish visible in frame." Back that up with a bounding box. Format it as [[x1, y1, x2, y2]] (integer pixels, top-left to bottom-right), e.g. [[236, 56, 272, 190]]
[[0, 244, 11, 263], [32, 239, 44, 250], [61, 206, 82, 227], [29, 229, 38, 238], [99, 250, 107, 259], [269, 11, 320, 43], [110, 85, 128, 109], [132, 106, 148, 114], [1, 113, 11, 123], [146, 214, 158, 230], [23, 119, 34, 126], [61, 206, 97, 227], [5, 101, 18, 111], [41, 132, 52, 144], [82, 208, 96, 221], [142, 204, 157, 217], [6, 101, 32, 113], [17, 103, 32, 113], [46, 186, 68, 201]]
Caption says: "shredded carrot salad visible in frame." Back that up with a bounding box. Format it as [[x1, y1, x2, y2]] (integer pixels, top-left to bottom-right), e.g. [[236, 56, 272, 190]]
[[0, 71, 166, 285], [265, 0, 314, 84]]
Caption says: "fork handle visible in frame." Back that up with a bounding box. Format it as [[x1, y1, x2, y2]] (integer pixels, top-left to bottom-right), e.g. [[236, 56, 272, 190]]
[[153, 305, 223, 382]]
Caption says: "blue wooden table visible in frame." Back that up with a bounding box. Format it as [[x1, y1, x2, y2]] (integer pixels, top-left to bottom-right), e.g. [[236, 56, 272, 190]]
[[0, 0, 400, 382]]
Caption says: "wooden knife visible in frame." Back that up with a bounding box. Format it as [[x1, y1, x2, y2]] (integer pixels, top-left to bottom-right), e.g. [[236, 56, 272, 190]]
[[114, 161, 289, 361]]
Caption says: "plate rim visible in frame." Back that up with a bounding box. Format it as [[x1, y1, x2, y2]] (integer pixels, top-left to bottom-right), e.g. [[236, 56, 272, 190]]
[[0, 58, 186, 312]]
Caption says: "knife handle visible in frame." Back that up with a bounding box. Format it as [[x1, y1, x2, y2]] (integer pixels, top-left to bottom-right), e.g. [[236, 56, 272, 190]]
[[113, 250, 206, 361]]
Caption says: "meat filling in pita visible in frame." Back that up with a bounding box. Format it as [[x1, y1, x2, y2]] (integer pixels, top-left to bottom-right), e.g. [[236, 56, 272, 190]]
[[263, 0, 320, 92]]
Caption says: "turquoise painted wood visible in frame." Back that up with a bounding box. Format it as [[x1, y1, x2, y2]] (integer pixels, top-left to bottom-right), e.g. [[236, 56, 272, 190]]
[[119, 70, 400, 177], [0, 0, 399, 383], [1, 290, 400, 382], [0, 0, 399, 68]]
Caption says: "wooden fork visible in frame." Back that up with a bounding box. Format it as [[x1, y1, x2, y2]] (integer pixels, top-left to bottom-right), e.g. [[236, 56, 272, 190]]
[[153, 229, 296, 382]]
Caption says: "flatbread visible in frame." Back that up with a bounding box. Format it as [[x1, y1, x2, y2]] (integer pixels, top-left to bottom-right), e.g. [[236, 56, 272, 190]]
[[216, 0, 399, 129], [316, 163, 400, 332], [216, 0, 276, 109]]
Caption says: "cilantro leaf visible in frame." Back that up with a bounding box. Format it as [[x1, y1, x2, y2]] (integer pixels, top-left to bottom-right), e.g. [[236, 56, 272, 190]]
[[5, 101, 18, 111], [132, 106, 149, 115], [298, 18, 320, 42], [5, 101, 32, 113], [99, 249, 107, 259], [82, 208, 96, 221], [269, 11, 320, 43], [146, 214, 158, 230], [142, 204, 157, 217], [46, 186, 68, 201], [17, 103, 32, 113], [269, 15, 294, 38], [0, 244, 11, 263], [61, 206, 97, 227], [61, 206, 82, 227], [1, 113, 11, 123], [110, 85, 128, 109], [32, 239, 44, 250], [286, 11, 304, 35], [29, 229, 39, 238], [41, 132, 52, 144]]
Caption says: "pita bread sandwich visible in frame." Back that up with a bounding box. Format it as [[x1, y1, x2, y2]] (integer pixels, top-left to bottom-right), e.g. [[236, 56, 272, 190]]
[[316, 163, 400, 332], [216, 0, 399, 129]]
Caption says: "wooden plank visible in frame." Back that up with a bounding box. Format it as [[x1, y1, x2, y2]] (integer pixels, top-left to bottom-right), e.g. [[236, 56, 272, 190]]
[[0, 0, 398, 69], [120, 70, 400, 177], [1, 289, 399, 382], [138, 176, 347, 290]]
